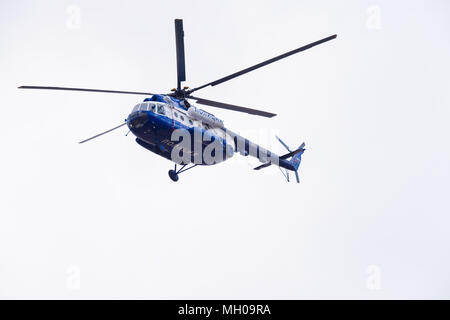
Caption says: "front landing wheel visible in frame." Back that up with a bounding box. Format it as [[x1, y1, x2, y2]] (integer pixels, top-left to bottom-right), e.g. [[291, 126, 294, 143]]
[[168, 170, 179, 182]]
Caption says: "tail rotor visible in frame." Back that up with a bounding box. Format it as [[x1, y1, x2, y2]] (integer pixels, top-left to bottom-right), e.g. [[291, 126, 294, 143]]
[[276, 136, 305, 183]]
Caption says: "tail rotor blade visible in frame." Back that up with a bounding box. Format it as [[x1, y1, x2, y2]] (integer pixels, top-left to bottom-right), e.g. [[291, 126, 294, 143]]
[[276, 135, 292, 152], [279, 148, 303, 160], [79, 122, 127, 144], [295, 170, 300, 183], [175, 19, 186, 90]]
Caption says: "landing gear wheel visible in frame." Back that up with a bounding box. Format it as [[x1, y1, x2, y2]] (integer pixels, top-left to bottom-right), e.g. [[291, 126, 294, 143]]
[[168, 170, 179, 182]]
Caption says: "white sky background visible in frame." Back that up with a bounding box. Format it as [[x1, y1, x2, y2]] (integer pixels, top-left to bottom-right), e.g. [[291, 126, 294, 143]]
[[0, 0, 449, 299]]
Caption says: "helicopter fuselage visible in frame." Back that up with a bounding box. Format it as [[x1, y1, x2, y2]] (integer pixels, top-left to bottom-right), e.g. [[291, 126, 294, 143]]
[[126, 94, 297, 170], [127, 94, 235, 166]]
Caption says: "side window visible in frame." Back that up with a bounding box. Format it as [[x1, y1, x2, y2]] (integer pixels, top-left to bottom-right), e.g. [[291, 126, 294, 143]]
[[174, 112, 178, 118], [150, 103, 156, 112], [189, 119, 193, 125], [157, 104, 165, 115], [180, 115, 184, 121]]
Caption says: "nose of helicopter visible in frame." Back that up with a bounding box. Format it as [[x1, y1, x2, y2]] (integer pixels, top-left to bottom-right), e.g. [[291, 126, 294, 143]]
[[127, 111, 148, 130]]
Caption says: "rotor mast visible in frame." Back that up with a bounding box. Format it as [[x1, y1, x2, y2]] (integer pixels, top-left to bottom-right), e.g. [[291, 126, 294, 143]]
[[174, 19, 186, 95]]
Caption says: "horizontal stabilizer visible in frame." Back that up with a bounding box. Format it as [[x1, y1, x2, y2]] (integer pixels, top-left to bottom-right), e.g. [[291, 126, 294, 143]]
[[254, 162, 272, 170], [253, 146, 304, 170]]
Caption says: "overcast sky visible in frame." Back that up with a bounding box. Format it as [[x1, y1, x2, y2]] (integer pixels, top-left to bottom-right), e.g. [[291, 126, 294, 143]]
[[1, 0, 449, 299]]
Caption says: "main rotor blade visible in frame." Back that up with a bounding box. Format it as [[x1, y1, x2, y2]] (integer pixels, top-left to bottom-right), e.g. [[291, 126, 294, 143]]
[[188, 34, 337, 93], [18, 86, 153, 96], [79, 122, 127, 144], [175, 19, 186, 90], [190, 96, 276, 118]]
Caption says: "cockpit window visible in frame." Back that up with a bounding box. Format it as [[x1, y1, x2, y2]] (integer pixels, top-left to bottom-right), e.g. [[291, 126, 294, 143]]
[[141, 103, 148, 111], [150, 103, 156, 112], [132, 104, 140, 113], [128, 111, 148, 129], [157, 104, 165, 115]]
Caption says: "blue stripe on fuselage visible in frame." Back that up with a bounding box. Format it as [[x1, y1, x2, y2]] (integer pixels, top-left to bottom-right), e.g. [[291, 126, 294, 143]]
[[128, 110, 229, 165]]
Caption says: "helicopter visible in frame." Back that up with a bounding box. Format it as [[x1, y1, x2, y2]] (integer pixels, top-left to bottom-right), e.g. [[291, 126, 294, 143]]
[[19, 19, 336, 182]]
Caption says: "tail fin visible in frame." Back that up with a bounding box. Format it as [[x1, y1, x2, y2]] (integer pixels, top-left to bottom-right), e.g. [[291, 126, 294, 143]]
[[275, 136, 306, 183], [290, 142, 305, 171], [290, 143, 305, 183], [254, 137, 306, 183]]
